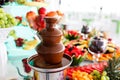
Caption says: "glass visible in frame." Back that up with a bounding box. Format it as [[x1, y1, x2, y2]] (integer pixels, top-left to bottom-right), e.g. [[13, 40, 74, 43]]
[[88, 36, 107, 62], [81, 25, 90, 39]]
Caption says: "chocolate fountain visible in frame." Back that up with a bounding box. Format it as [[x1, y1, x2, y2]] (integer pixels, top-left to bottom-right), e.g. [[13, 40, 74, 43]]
[[28, 17, 72, 80]]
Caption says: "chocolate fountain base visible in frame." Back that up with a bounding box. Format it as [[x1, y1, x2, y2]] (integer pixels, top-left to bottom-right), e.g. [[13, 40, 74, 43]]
[[28, 54, 72, 80]]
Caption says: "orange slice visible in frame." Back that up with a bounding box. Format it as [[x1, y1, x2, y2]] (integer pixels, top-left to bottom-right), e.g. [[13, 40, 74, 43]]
[[45, 11, 57, 17]]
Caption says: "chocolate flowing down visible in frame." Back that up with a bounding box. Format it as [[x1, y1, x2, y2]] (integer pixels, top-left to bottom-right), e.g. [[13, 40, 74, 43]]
[[35, 17, 65, 67]]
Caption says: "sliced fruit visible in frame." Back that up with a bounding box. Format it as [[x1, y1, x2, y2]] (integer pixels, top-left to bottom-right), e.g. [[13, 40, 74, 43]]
[[26, 11, 36, 22], [23, 39, 38, 50], [15, 16, 22, 25], [45, 11, 57, 17], [56, 10, 64, 16], [24, 2, 48, 7], [66, 61, 108, 79]]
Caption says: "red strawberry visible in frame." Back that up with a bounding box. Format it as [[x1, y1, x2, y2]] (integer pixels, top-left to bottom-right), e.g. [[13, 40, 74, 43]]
[[108, 38, 112, 42], [38, 7, 46, 15], [24, 65, 31, 73], [22, 58, 31, 73], [15, 37, 24, 47], [35, 15, 46, 31], [15, 16, 22, 25], [22, 58, 27, 64], [15, 16, 22, 22]]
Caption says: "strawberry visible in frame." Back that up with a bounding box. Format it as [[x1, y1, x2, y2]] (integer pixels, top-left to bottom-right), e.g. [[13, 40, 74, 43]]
[[22, 58, 31, 73], [35, 15, 46, 31], [15, 16, 22, 22], [38, 7, 46, 15], [15, 37, 24, 47], [108, 38, 112, 42], [15, 16, 22, 25]]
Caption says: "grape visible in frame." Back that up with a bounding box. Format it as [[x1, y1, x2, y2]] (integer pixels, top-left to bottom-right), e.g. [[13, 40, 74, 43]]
[[0, 8, 17, 28], [90, 70, 101, 80], [2, 16, 7, 21], [4, 20, 7, 24], [0, 13, 4, 18], [1, 24, 5, 28], [6, 14, 12, 18], [11, 18, 16, 24], [105, 76, 110, 80], [100, 71, 110, 80], [93, 70, 100, 76], [102, 71, 107, 76], [5, 24, 10, 28], [8, 30, 17, 38], [101, 76, 106, 80], [0, 8, 4, 13], [0, 20, 4, 25], [101, 75, 110, 80]]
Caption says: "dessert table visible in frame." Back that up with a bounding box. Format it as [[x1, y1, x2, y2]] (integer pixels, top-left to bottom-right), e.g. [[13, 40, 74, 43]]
[[1, 21, 120, 80], [1, 2, 120, 80], [3, 26, 120, 80]]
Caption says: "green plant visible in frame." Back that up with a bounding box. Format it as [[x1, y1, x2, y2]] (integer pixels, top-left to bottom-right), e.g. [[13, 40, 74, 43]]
[[105, 57, 120, 80]]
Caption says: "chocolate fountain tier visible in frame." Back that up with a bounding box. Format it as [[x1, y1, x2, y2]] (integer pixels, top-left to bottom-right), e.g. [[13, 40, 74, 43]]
[[28, 54, 72, 72], [37, 27, 63, 45], [36, 42, 65, 54], [37, 17, 63, 45], [36, 42, 65, 64], [39, 26, 62, 36]]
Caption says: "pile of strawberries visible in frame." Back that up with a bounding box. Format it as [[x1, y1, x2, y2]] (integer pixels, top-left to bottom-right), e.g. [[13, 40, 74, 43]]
[[26, 7, 46, 31]]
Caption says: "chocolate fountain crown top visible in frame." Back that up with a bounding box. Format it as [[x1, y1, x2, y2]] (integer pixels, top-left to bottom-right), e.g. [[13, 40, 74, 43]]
[[37, 17, 63, 45], [39, 17, 62, 36]]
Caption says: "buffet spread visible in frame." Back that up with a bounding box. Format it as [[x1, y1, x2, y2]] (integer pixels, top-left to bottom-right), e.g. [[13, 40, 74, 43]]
[[0, 1, 120, 80]]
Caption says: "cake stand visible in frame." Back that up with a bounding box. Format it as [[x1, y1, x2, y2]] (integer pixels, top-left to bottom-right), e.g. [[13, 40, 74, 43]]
[[28, 54, 72, 80], [0, 27, 13, 79]]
